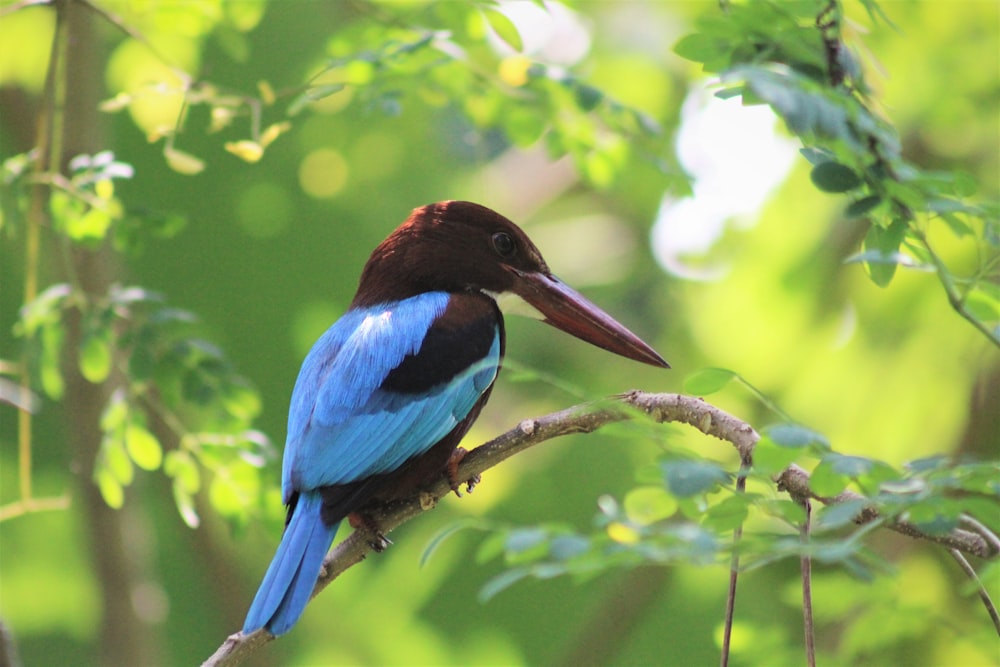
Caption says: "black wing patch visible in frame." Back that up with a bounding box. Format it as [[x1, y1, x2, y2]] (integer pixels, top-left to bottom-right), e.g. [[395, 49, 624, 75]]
[[380, 292, 501, 395]]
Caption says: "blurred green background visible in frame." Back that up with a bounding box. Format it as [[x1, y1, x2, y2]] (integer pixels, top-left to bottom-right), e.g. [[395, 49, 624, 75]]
[[1, 1, 997, 665]]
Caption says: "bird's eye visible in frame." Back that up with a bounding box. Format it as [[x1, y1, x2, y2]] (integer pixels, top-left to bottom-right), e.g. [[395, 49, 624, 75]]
[[491, 232, 516, 258]]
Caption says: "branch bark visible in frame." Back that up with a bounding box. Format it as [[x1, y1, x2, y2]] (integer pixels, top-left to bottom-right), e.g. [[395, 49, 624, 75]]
[[202, 391, 997, 667]]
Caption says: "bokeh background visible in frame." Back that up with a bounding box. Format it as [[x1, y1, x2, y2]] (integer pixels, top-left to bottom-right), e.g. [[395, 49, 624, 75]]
[[1, 1, 998, 665]]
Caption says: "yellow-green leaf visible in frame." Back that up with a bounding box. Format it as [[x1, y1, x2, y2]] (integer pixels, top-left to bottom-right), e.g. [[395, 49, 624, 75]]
[[96, 469, 124, 509], [100, 389, 128, 432], [225, 140, 264, 163], [624, 486, 677, 525], [164, 450, 200, 494], [173, 482, 200, 528], [164, 147, 206, 175], [103, 435, 134, 485], [482, 8, 523, 52], [606, 521, 640, 545], [259, 122, 291, 149], [40, 325, 65, 400], [79, 330, 112, 383], [209, 471, 246, 517], [125, 423, 162, 471]]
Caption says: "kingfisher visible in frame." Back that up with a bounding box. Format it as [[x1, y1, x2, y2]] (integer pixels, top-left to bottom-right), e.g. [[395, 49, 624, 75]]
[[242, 201, 668, 636]]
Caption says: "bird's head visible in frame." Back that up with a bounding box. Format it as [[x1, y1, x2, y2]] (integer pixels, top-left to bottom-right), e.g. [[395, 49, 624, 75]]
[[353, 201, 668, 368]]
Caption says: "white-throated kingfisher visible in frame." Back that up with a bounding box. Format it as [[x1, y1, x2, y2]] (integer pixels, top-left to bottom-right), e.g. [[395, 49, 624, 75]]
[[242, 201, 668, 636]]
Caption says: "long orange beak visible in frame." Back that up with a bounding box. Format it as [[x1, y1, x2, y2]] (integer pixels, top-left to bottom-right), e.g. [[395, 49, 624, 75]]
[[510, 269, 669, 368]]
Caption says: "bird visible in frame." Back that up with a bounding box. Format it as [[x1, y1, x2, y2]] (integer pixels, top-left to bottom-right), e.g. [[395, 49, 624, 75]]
[[242, 200, 668, 636]]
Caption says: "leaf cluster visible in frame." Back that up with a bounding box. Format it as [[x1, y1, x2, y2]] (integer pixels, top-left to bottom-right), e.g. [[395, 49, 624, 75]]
[[676, 0, 1000, 344], [4, 144, 271, 525]]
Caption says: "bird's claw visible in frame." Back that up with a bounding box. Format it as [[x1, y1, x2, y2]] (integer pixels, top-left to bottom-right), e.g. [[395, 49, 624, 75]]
[[446, 447, 481, 497], [348, 512, 392, 552]]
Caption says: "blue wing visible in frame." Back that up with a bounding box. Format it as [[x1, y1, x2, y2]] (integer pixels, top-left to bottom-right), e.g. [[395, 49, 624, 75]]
[[281, 291, 501, 501], [244, 291, 501, 636]]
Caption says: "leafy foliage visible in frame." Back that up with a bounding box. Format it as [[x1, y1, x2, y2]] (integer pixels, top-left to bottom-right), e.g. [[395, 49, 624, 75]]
[[5, 146, 270, 527], [676, 0, 1000, 345]]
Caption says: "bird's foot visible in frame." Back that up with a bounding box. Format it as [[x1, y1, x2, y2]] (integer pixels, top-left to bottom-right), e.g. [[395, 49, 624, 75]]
[[446, 447, 481, 497], [348, 512, 392, 552]]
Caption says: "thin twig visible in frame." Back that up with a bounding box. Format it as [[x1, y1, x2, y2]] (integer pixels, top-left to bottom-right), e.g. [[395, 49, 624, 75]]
[[0, 496, 72, 523], [915, 230, 1000, 348], [948, 549, 1000, 637], [720, 455, 751, 667], [801, 499, 816, 667], [0, 0, 49, 19], [18, 0, 69, 515]]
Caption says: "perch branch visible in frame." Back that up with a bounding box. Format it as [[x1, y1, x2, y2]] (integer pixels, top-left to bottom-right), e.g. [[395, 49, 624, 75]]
[[203, 392, 996, 666]]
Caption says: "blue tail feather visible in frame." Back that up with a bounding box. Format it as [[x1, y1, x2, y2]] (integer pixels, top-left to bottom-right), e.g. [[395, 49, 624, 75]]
[[242, 492, 339, 635]]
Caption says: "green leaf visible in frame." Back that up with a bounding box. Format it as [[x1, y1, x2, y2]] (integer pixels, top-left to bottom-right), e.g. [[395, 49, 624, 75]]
[[482, 8, 523, 52], [760, 498, 807, 525], [475, 530, 507, 565], [673, 33, 727, 67], [683, 367, 736, 395], [827, 454, 877, 478], [209, 470, 247, 517], [845, 194, 882, 219], [662, 460, 730, 497], [703, 494, 749, 531], [164, 450, 200, 494], [814, 498, 869, 530], [163, 147, 206, 175], [103, 434, 134, 485], [964, 286, 1000, 324], [421, 519, 480, 568], [96, 469, 124, 509], [100, 389, 128, 432], [799, 146, 835, 166], [857, 217, 911, 287], [221, 382, 262, 421], [573, 82, 604, 112], [624, 486, 677, 525], [904, 499, 961, 536], [752, 438, 802, 475], [906, 455, 950, 473], [173, 482, 200, 528], [79, 329, 112, 383], [40, 324, 65, 400], [502, 104, 546, 147], [479, 567, 530, 603], [66, 206, 113, 244], [810, 456, 854, 497], [18, 283, 71, 336], [125, 423, 162, 471], [855, 460, 902, 492], [810, 161, 863, 193], [505, 527, 549, 557], [549, 534, 590, 561], [809, 469, 848, 499], [766, 423, 830, 449]]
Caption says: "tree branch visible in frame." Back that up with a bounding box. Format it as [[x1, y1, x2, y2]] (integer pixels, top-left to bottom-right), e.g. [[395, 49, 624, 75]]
[[202, 392, 997, 666], [775, 464, 995, 558]]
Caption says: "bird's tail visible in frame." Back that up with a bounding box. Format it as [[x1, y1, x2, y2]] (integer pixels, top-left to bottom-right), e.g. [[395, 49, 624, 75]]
[[242, 491, 339, 636]]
